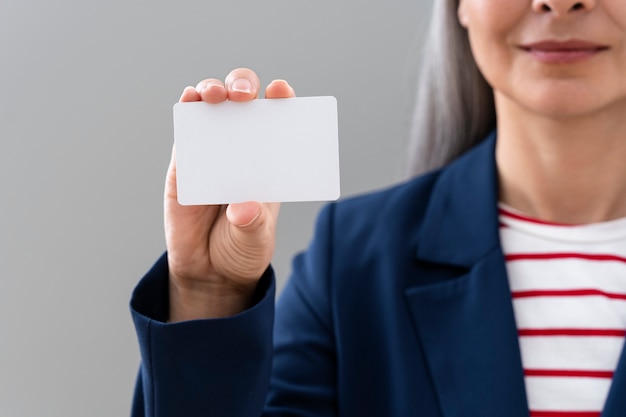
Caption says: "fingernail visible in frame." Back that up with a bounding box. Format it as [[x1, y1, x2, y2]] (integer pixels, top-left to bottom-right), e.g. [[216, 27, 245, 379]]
[[231, 78, 253, 94], [197, 81, 216, 92]]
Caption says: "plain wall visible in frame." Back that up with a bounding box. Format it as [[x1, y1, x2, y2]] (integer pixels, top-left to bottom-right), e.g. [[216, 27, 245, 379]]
[[0, 0, 431, 415]]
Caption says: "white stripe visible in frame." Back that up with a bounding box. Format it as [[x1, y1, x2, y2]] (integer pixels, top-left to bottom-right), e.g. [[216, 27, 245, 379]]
[[512, 297, 626, 328], [507, 260, 626, 294], [519, 336, 624, 370], [500, 205, 626, 243], [500, 226, 626, 252], [525, 376, 611, 411]]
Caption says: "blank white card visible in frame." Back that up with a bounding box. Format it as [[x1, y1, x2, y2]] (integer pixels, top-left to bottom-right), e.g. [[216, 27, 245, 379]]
[[174, 97, 340, 205]]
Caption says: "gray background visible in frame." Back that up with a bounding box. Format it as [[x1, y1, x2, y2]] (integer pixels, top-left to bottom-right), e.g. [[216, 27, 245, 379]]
[[0, 0, 431, 415]]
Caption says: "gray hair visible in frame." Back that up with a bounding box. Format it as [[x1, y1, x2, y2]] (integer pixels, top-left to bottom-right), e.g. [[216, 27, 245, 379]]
[[406, 0, 496, 177]]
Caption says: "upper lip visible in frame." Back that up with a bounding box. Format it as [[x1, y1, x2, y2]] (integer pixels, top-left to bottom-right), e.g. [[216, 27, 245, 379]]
[[520, 39, 609, 51]]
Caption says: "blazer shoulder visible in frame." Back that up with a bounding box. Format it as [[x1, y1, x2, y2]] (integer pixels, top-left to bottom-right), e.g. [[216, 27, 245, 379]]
[[326, 170, 443, 240]]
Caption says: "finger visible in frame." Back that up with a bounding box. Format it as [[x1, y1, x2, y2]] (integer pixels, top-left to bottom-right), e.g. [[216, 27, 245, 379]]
[[196, 78, 228, 104], [164, 144, 221, 257], [179, 86, 201, 102], [224, 68, 261, 102], [265, 79, 296, 99], [164, 144, 179, 201]]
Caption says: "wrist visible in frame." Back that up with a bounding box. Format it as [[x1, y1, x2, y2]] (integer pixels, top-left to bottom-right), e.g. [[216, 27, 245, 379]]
[[168, 275, 257, 322]]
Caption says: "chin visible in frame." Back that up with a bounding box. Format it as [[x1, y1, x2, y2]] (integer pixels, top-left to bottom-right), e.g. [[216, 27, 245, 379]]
[[535, 99, 625, 121], [529, 101, 600, 119], [515, 87, 617, 120]]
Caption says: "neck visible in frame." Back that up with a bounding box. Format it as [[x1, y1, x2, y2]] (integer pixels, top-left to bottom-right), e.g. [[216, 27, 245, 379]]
[[495, 93, 626, 224]]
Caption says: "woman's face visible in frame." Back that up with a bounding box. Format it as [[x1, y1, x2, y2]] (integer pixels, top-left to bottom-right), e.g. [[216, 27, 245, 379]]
[[458, 0, 626, 119]]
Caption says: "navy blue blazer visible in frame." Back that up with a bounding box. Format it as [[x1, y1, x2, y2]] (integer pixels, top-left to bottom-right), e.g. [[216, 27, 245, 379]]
[[130, 133, 626, 417]]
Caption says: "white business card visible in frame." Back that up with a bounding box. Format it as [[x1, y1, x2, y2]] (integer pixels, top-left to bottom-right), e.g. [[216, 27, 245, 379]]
[[173, 96, 340, 205]]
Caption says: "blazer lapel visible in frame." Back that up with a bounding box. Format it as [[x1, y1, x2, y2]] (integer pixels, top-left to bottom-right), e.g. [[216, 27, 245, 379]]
[[404, 132, 529, 417], [405, 250, 528, 417]]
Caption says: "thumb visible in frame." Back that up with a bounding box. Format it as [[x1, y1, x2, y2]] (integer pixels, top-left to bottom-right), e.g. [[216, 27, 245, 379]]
[[226, 201, 279, 249], [218, 201, 278, 281], [225, 201, 273, 268], [226, 202, 263, 228]]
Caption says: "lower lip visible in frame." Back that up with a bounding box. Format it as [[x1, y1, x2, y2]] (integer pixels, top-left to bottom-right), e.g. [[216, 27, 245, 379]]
[[525, 48, 604, 64]]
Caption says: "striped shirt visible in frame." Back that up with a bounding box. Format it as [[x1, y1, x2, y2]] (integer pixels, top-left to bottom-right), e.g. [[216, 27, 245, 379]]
[[499, 204, 626, 417]]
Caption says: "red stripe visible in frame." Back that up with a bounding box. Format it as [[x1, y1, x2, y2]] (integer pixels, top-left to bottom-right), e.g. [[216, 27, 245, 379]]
[[525, 369, 613, 378], [530, 412, 600, 417], [519, 328, 626, 337], [512, 289, 626, 300], [506, 253, 626, 263], [499, 207, 577, 226]]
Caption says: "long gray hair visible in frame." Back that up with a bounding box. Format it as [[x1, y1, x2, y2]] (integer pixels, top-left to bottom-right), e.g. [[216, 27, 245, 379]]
[[406, 0, 496, 177]]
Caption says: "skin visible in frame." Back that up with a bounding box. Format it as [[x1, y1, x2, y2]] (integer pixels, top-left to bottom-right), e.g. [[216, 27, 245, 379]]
[[458, 0, 626, 224], [167, 69, 294, 321]]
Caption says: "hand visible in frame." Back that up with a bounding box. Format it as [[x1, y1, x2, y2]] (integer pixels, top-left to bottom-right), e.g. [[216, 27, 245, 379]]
[[165, 68, 296, 322]]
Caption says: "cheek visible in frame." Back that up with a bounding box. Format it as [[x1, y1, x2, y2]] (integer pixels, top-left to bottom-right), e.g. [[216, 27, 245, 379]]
[[604, 0, 626, 30], [462, 1, 527, 90], [465, 25, 512, 92], [602, 1, 626, 86], [462, 0, 525, 33]]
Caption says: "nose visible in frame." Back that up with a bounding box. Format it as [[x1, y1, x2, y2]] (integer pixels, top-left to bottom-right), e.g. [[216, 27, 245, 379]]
[[532, 0, 596, 16]]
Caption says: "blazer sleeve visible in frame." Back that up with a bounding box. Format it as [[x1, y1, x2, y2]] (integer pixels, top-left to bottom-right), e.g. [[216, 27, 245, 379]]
[[129, 253, 276, 417], [130, 204, 338, 417]]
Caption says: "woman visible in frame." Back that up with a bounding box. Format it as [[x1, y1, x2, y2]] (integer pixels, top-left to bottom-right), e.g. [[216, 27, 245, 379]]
[[130, 0, 626, 416]]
